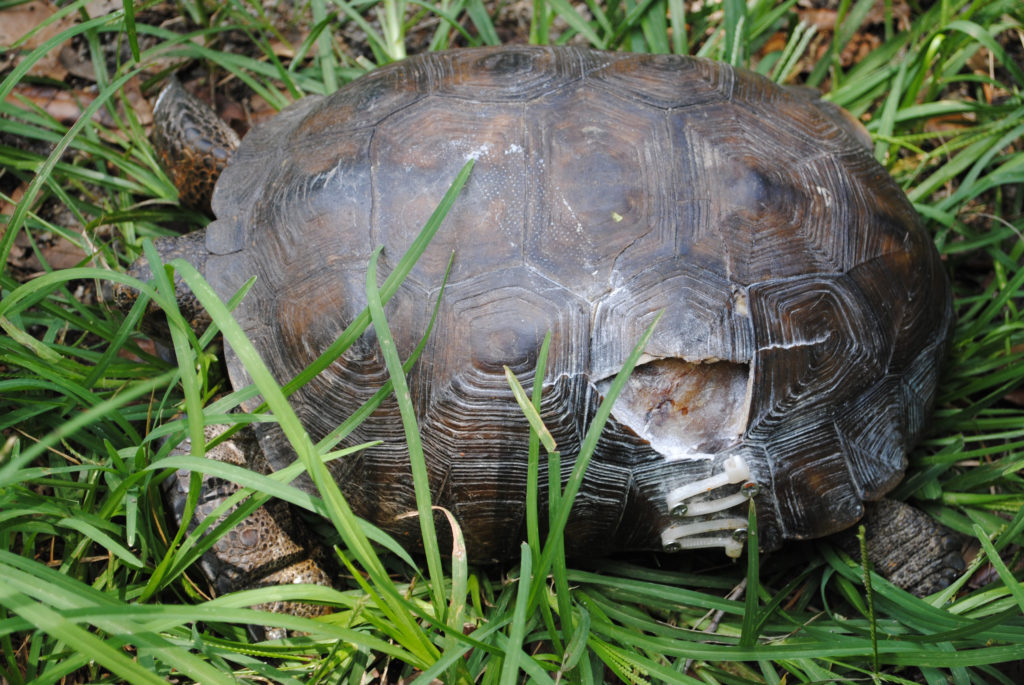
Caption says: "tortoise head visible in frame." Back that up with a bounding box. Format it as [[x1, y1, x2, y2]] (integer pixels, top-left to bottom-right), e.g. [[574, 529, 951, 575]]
[[153, 76, 241, 214], [112, 77, 241, 338]]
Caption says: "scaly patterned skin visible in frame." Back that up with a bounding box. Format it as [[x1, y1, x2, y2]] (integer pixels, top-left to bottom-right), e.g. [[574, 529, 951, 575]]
[[111, 230, 212, 339], [132, 47, 960, 600], [163, 425, 334, 640], [152, 77, 240, 213], [837, 499, 965, 596]]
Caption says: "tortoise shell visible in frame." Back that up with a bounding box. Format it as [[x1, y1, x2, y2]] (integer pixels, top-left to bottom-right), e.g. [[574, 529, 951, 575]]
[[191, 46, 951, 561]]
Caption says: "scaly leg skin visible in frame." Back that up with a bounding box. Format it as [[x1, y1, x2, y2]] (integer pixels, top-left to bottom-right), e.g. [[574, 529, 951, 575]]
[[163, 424, 335, 640], [837, 498, 965, 597]]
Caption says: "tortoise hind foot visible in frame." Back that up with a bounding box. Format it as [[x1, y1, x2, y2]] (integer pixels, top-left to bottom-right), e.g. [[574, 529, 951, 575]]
[[163, 423, 335, 640], [839, 498, 965, 597]]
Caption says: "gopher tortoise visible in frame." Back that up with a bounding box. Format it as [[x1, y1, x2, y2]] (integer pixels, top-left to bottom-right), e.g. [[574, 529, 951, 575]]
[[120, 46, 960, 597]]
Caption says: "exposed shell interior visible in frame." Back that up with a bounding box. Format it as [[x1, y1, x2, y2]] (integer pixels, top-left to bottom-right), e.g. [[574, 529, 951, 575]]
[[599, 358, 757, 557]]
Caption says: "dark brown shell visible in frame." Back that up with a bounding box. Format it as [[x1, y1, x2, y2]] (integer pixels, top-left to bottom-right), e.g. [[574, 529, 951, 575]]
[[198, 46, 952, 561]]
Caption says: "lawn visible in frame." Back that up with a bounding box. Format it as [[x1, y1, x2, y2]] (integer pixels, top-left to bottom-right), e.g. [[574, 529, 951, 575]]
[[1, 0, 1023, 682]]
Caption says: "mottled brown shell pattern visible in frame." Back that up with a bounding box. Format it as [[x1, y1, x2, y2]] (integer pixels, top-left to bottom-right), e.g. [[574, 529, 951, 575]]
[[198, 46, 952, 561]]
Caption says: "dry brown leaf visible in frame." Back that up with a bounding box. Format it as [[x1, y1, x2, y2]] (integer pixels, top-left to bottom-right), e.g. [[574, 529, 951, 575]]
[[923, 109, 978, 134], [800, 8, 839, 32], [0, 0, 74, 80], [83, 0, 123, 17], [4, 77, 152, 127], [14, 229, 92, 272]]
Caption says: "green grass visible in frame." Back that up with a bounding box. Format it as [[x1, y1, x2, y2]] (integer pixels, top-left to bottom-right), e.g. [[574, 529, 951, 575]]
[[2, 0, 1023, 682]]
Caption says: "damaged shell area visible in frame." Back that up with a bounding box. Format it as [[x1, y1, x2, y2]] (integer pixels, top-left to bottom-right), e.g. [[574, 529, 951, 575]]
[[196, 46, 952, 562], [598, 358, 756, 557]]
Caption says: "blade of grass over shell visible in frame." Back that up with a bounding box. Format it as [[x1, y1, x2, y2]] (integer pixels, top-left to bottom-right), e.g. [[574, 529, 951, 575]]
[[275, 160, 473, 401], [365, 246, 447, 620], [512, 332, 579, 656], [505, 366, 557, 454], [364, 249, 475, 682], [739, 499, 760, 648], [506, 347, 577, 651], [169, 260, 438, 666], [527, 312, 662, 613], [315, 252, 455, 455], [637, 0, 670, 54], [517, 332, 552, 561]]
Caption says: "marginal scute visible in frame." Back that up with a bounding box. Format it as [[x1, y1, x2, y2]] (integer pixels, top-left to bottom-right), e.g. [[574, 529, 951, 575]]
[[834, 376, 907, 499], [764, 415, 865, 539]]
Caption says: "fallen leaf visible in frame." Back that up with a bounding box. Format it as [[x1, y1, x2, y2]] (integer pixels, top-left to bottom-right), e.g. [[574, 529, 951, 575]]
[[0, 0, 74, 80], [5, 78, 152, 127]]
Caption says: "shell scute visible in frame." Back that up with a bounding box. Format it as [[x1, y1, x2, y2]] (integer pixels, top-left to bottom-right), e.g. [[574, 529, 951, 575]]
[[370, 97, 528, 289], [765, 416, 865, 539], [592, 261, 754, 375], [523, 86, 676, 301]]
